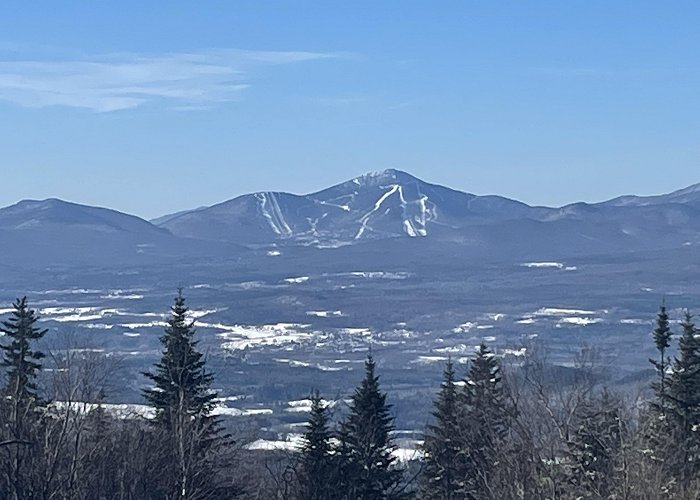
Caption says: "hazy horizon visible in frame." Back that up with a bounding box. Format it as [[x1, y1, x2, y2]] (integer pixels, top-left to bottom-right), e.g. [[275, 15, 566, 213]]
[[1, 1, 698, 218], [3, 167, 700, 221]]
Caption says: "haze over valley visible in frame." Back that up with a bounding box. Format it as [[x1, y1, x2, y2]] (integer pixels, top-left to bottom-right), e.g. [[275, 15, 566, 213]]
[[2, 169, 698, 440]]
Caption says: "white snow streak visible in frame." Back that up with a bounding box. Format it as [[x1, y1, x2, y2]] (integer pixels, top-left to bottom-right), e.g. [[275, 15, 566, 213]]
[[355, 184, 401, 239], [256, 192, 292, 236]]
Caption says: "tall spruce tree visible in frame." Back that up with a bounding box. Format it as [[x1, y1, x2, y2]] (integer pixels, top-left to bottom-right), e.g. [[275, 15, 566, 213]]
[[143, 289, 225, 499], [650, 302, 673, 414], [665, 311, 700, 489], [421, 359, 465, 499], [456, 344, 512, 499], [1, 297, 48, 413], [337, 354, 406, 500], [0, 297, 47, 500], [296, 393, 337, 500], [642, 301, 677, 490]]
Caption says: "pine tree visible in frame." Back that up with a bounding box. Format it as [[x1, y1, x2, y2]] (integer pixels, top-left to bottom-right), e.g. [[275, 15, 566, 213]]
[[1, 297, 48, 413], [337, 354, 406, 500], [296, 393, 337, 500], [142, 289, 226, 499], [650, 301, 673, 414], [421, 359, 465, 499], [0, 297, 47, 500], [665, 311, 700, 490], [566, 389, 625, 499], [457, 344, 512, 499]]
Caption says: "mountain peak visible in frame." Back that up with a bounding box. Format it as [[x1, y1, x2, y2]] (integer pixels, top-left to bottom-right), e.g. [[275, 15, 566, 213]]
[[0, 197, 165, 235], [6, 198, 81, 215], [352, 169, 418, 187]]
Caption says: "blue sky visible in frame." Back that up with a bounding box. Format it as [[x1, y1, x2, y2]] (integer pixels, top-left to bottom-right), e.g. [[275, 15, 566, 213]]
[[0, 1, 698, 218]]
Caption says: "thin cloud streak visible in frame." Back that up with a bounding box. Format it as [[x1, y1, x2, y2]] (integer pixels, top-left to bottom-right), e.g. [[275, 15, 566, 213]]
[[0, 49, 335, 112]]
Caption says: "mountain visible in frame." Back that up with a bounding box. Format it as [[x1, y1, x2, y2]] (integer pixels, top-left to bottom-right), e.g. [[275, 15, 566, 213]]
[[1, 172, 699, 269], [601, 183, 700, 209], [0, 198, 240, 267], [156, 169, 700, 254], [158, 169, 550, 246], [0, 198, 166, 234]]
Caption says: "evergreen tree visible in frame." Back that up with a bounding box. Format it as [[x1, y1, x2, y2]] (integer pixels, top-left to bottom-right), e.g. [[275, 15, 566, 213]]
[[456, 344, 512, 499], [642, 302, 677, 491], [0, 297, 47, 500], [650, 301, 673, 414], [665, 311, 700, 489], [421, 359, 465, 499], [1, 297, 47, 413], [142, 289, 226, 499], [296, 393, 337, 500], [337, 354, 406, 500], [566, 389, 625, 499]]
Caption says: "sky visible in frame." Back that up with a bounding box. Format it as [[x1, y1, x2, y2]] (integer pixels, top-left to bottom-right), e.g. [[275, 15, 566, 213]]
[[0, 1, 698, 219]]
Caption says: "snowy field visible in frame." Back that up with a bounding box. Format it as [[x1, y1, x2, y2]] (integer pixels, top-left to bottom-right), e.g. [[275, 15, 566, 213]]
[[1, 245, 698, 444]]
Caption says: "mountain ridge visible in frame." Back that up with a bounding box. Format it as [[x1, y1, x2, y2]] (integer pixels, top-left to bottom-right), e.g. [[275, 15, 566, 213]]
[[153, 169, 700, 247], [1, 170, 699, 263]]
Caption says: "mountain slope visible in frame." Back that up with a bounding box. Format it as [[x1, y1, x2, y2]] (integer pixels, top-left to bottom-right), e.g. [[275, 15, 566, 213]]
[[0, 199, 241, 267], [154, 169, 700, 253], [158, 169, 552, 245], [3, 173, 700, 268], [601, 183, 700, 209], [0, 198, 167, 234]]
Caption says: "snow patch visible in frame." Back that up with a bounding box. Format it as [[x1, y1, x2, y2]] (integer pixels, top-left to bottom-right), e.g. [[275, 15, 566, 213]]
[[284, 399, 334, 413], [516, 318, 536, 325], [521, 262, 564, 269], [620, 318, 649, 325], [557, 317, 603, 326], [412, 355, 449, 364], [306, 310, 344, 318], [453, 321, 479, 333], [212, 323, 314, 351], [246, 434, 304, 451], [339, 327, 372, 336], [212, 407, 273, 417], [284, 276, 309, 284], [533, 307, 599, 317]]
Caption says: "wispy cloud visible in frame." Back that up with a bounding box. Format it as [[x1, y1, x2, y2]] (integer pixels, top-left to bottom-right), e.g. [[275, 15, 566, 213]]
[[0, 49, 335, 112]]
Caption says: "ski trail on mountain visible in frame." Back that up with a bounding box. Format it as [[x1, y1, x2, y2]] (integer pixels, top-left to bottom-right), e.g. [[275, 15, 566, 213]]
[[355, 184, 401, 239], [256, 192, 292, 236]]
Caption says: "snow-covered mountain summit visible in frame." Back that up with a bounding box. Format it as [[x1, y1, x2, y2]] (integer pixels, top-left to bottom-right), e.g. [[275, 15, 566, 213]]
[[2, 172, 700, 265], [153, 170, 700, 250], [156, 169, 540, 244]]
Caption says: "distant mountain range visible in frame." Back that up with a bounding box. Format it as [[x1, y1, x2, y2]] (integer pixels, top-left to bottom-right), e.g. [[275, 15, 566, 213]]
[[154, 169, 700, 248], [1, 169, 699, 266]]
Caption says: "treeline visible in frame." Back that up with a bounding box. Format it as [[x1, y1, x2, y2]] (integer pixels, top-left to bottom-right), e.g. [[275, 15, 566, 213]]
[[1, 293, 700, 499]]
